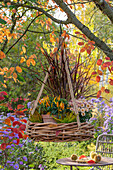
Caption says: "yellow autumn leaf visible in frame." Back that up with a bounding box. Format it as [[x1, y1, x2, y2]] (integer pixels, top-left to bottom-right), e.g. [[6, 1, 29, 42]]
[[30, 59, 36, 66], [26, 59, 30, 67], [35, 19, 39, 23], [40, 20, 45, 27], [29, 55, 34, 59], [16, 66, 22, 73], [3, 67, 8, 71], [20, 51, 23, 55], [7, 33, 12, 41], [20, 57, 26, 63], [22, 46, 26, 53], [13, 72, 17, 79], [0, 51, 6, 59], [0, 71, 4, 75], [2, 84, 7, 88], [9, 67, 14, 74]]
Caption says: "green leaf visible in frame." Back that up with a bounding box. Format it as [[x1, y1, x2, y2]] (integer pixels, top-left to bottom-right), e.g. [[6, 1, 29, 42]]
[[0, 75, 4, 83], [29, 164, 34, 167], [17, 74, 25, 82], [0, 18, 7, 24]]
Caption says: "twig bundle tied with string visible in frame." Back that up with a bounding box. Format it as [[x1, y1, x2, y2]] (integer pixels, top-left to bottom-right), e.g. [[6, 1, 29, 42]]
[[26, 34, 94, 142]]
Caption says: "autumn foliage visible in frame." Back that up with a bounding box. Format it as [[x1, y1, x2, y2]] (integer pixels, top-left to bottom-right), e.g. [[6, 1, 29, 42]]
[[0, 92, 28, 150]]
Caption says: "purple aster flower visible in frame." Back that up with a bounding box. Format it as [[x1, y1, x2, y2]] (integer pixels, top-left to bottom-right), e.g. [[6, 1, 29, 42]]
[[14, 134, 19, 138], [29, 152, 34, 155], [11, 144, 15, 147], [13, 163, 19, 170], [23, 156, 27, 161], [19, 161, 23, 165], [18, 144, 23, 147], [13, 140, 17, 144], [28, 139, 32, 142], [7, 160, 12, 164], [0, 150, 2, 153], [6, 145, 11, 149], [39, 164, 42, 168], [9, 136, 13, 140], [41, 167, 44, 170], [9, 164, 14, 167], [35, 147, 39, 151], [7, 113, 11, 117], [27, 102, 31, 109]]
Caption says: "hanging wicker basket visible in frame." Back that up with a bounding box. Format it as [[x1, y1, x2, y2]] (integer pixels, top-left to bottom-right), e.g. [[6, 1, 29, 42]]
[[27, 121, 94, 142], [26, 43, 94, 142]]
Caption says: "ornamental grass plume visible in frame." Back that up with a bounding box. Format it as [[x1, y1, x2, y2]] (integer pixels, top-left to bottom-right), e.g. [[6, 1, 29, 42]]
[[37, 39, 95, 100]]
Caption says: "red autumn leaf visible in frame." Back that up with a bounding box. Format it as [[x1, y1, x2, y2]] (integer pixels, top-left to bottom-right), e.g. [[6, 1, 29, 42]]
[[75, 31, 80, 34], [87, 48, 91, 54], [111, 67, 113, 71], [97, 59, 102, 65], [20, 119, 27, 123], [97, 70, 103, 75], [101, 87, 105, 92], [9, 117, 15, 122], [0, 96, 5, 101], [56, 130, 61, 136], [105, 89, 110, 93], [19, 124, 26, 131], [12, 128, 19, 133], [96, 76, 100, 82], [103, 62, 111, 67], [78, 42, 84, 46], [1, 143, 6, 150], [4, 118, 11, 126], [13, 121, 21, 126], [0, 91, 8, 95], [80, 47, 86, 53], [15, 111, 25, 116], [10, 132, 15, 137], [97, 90, 101, 98], [105, 57, 110, 60], [88, 160, 95, 164], [109, 79, 113, 85], [101, 65, 106, 70], [91, 71, 97, 75], [18, 132, 23, 138], [23, 134, 28, 139], [79, 155, 87, 160], [17, 104, 24, 110], [22, 109, 28, 112]]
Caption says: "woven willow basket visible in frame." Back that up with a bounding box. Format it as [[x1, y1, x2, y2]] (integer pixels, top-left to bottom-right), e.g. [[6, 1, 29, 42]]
[[26, 48, 94, 142], [27, 121, 94, 142]]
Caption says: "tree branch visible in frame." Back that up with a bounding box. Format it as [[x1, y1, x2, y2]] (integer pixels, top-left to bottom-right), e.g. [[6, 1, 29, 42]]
[[5, 15, 39, 54], [0, 0, 70, 25], [54, 0, 113, 60], [93, 0, 113, 23]]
